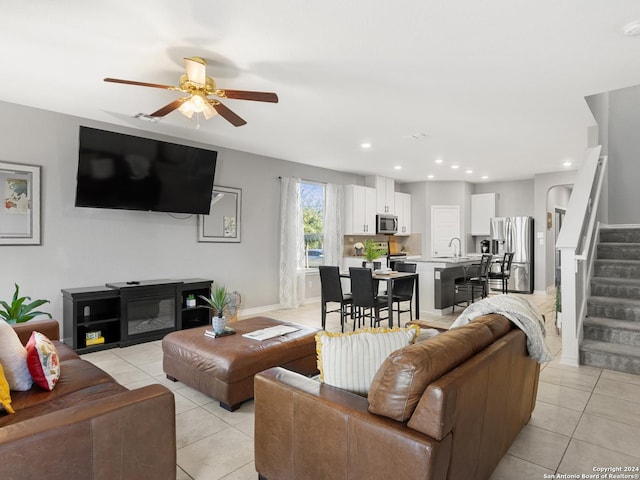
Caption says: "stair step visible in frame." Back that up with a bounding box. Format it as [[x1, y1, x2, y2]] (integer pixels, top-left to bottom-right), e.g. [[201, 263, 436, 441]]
[[600, 227, 640, 244], [583, 317, 640, 346], [591, 277, 640, 300], [597, 243, 640, 260], [580, 339, 640, 375], [593, 259, 640, 279], [587, 296, 640, 321]]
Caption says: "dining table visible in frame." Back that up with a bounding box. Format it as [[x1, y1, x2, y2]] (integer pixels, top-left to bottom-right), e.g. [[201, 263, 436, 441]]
[[340, 270, 420, 328]]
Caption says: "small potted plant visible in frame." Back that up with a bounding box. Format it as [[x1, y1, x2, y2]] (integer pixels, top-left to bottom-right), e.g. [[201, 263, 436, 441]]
[[186, 294, 196, 308], [363, 239, 387, 269], [200, 285, 231, 335], [0, 283, 52, 324]]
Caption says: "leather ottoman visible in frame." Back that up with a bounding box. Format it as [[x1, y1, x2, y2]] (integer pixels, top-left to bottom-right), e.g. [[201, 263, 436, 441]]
[[162, 316, 319, 411]]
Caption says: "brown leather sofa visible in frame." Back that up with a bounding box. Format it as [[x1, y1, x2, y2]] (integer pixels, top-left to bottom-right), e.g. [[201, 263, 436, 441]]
[[254, 314, 541, 480], [1, 320, 176, 480]]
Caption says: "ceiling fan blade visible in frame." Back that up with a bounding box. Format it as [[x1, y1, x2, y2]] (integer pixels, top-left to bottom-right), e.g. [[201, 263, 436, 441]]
[[150, 98, 187, 117], [212, 101, 247, 127], [104, 77, 177, 90], [184, 57, 207, 85], [218, 89, 279, 103]]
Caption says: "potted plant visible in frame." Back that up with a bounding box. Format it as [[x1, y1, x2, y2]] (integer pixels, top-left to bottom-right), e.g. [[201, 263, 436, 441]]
[[0, 283, 52, 324], [200, 285, 230, 334], [363, 239, 386, 269]]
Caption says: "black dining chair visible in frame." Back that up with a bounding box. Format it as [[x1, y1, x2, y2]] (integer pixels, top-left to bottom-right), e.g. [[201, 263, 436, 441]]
[[389, 262, 417, 323], [349, 267, 390, 329], [488, 252, 514, 294], [452, 254, 493, 312], [319, 265, 353, 332]]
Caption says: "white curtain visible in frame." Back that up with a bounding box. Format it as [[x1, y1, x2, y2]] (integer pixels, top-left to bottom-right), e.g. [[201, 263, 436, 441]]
[[279, 177, 305, 308], [323, 183, 344, 267]]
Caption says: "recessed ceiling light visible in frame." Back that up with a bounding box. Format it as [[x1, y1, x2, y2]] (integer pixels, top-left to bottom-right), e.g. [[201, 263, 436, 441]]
[[563, 161, 572, 167], [465, 170, 473, 174], [427, 174, 434, 179], [361, 143, 372, 149], [394, 165, 402, 170], [451, 165, 459, 169], [481, 175, 489, 180], [435, 159, 443, 164], [623, 20, 640, 36]]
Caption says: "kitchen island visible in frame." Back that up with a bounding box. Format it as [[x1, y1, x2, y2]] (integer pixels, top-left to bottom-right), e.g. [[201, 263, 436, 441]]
[[412, 257, 481, 315]]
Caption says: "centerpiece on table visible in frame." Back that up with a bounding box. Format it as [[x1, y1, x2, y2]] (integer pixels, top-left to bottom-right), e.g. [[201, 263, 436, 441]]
[[362, 239, 387, 270], [200, 285, 231, 335]]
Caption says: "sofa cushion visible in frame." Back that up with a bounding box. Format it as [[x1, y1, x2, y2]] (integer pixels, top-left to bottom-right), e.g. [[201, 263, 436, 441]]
[[26, 332, 61, 391], [0, 363, 15, 414], [0, 320, 33, 391], [10, 358, 117, 411], [316, 326, 420, 396], [0, 381, 128, 427], [368, 321, 497, 421]]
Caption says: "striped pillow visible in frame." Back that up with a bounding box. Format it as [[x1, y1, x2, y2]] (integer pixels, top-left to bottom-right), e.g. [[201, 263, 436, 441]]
[[316, 326, 420, 396]]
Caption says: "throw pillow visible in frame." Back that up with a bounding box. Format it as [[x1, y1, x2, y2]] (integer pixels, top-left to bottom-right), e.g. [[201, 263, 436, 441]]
[[0, 363, 15, 414], [316, 325, 420, 396], [0, 320, 33, 391], [26, 331, 60, 391]]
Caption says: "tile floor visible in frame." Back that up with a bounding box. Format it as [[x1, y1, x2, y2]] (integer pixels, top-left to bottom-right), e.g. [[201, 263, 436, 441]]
[[80, 293, 640, 479]]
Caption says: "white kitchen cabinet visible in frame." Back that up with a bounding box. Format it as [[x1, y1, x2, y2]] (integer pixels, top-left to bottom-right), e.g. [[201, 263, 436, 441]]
[[471, 193, 496, 235], [365, 175, 395, 214], [394, 192, 411, 235], [344, 185, 376, 234]]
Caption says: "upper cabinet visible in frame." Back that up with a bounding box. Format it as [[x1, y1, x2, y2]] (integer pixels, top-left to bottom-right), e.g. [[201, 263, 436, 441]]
[[344, 185, 376, 235], [394, 192, 411, 236], [365, 176, 395, 214], [471, 193, 497, 235]]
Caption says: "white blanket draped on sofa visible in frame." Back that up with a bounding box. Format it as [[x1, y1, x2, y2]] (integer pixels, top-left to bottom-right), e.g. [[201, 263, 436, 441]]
[[450, 294, 554, 363]]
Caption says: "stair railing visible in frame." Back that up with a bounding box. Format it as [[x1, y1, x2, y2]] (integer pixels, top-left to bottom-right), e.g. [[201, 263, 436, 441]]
[[555, 146, 607, 366]]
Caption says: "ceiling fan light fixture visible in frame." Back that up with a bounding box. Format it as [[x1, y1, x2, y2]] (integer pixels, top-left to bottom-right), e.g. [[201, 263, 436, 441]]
[[178, 101, 195, 119]]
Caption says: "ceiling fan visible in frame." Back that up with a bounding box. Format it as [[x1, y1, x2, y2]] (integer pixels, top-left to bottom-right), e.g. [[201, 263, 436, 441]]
[[104, 56, 279, 127]]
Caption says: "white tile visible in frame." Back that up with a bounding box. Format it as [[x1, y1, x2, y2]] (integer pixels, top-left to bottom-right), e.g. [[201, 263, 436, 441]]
[[540, 365, 599, 392], [178, 385, 216, 406], [177, 427, 254, 480], [507, 424, 570, 470], [489, 454, 554, 480], [585, 393, 640, 427], [173, 390, 200, 415], [202, 399, 255, 427], [601, 369, 640, 387], [559, 439, 640, 476], [529, 400, 582, 437], [175, 407, 229, 449], [573, 413, 640, 459], [594, 377, 640, 404], [220, 462, 257, 480], [536, 381, 591, 412]]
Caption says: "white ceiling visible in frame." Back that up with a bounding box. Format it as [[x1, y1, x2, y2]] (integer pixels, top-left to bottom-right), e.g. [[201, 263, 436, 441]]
[[2, 1, 640, 183]]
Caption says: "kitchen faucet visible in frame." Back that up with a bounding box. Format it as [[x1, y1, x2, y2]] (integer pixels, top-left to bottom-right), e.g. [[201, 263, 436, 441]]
[[448, 237, 462, 257]]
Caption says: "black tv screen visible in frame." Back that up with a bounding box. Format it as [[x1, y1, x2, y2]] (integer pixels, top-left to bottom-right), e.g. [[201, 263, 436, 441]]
[[75, 126, 217, 214]]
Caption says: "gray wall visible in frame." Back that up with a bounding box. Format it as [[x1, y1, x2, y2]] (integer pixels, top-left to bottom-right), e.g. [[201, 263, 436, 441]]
[[474, 179, 534, 217], [606, 84, 640, 223], [0, 101, 359, 335]]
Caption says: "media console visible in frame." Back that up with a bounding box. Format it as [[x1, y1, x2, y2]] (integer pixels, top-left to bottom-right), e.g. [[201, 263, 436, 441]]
[[62, 278, 213, 353]]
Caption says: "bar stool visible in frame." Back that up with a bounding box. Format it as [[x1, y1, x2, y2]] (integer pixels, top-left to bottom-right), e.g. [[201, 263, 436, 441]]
[[452, 254, 493, 312]]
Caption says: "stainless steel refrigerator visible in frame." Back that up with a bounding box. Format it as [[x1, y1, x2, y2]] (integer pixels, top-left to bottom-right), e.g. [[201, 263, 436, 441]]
[[489, 216, 534, 294]]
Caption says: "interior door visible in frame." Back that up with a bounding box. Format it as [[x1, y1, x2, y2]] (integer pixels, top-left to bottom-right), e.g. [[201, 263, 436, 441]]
[[431, 205, 461, 257]]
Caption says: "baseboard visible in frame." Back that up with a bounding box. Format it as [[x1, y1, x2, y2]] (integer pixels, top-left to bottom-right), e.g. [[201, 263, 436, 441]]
[[238, 297, 320, 318], [238, 304, 281, 318]]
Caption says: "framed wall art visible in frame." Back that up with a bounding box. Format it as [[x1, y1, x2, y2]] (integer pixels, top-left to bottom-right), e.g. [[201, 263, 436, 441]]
[[198, 186, 241, 243], [0, 161, 41, 245]]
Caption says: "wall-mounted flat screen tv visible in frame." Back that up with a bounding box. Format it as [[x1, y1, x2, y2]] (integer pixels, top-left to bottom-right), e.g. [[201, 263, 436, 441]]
[[75, 126, 217, 215]]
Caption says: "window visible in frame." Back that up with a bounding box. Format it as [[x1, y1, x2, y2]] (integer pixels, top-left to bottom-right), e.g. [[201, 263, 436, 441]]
[[301, 181, 325, 268]]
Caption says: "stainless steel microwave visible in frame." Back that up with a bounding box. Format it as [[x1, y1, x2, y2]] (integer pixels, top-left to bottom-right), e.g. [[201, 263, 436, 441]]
[[376, 214, 398, 234]]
